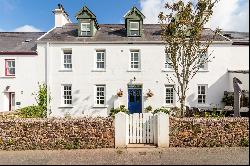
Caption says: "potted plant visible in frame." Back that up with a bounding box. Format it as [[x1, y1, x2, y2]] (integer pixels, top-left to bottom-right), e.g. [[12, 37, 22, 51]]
[[117, 89, 123, 97], [144, 105, 153, 113], [146, 89, 154, 97]]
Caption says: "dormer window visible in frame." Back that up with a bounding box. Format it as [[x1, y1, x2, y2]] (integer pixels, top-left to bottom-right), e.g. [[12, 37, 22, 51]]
[[124, 7, 145, 37], [81, 22, 91, 36], [130, 21, 140, 36], [76, 6, 99, 37]]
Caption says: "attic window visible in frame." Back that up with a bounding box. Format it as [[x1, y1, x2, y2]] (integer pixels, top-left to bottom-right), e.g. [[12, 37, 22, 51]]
[[130, 21, 140, 36], [81, 23, 91, 36], [224, 34, 232, 38], [24, 39, 32, 42]]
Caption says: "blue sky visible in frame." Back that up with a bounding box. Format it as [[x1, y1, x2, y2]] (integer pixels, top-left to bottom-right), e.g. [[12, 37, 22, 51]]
[[0, 0, 249, 32], [0, 0, 141, 32]]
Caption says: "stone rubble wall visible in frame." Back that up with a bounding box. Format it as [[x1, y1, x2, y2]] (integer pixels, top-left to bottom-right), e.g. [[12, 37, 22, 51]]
[[0, 118, 114, 150], [169, 117, 249, 147]]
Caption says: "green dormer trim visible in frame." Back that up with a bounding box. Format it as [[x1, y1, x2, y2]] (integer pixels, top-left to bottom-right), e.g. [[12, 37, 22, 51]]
[[75, 6, 99, 37], [124, 7, 145, 37]]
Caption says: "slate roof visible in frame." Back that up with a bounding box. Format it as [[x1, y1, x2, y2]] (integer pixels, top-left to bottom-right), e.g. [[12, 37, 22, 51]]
[[0, 32, 45, 54], [221, 31, 249, 45], [39, 23, 230, 43]]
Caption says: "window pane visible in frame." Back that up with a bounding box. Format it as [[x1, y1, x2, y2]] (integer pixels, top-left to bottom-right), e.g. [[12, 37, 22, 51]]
[[96, 85, 105, 105], [166, 86, 174, 104], [130, 30, 139, 36], [130, 22, 139, 30], [9, 68, 15, 75], [81, 23, 91, 31], [63, 85, 72, 105], [97, 53, 102, 60], [130, 52, 140, 69]]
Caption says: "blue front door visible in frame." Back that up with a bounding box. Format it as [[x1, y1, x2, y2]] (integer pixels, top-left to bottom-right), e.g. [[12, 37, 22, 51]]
[[128, 88, 142, 114]]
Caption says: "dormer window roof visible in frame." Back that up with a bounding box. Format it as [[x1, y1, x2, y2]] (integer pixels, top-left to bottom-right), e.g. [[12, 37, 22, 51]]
[[75, 6, 99, 37], [124, 7, 145, 37]]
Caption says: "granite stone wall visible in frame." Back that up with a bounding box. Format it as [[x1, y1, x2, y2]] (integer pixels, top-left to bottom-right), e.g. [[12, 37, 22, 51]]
[[0, 118, 114, 150], [169, 117, 249, 147]]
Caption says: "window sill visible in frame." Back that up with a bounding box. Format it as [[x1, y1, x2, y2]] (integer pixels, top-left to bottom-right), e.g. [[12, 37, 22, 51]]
[[161, 69, 175, 72], [92, 105, 108, 108], [91, 69, 106, 72], [59, 105, 74, 108], [196, 104, 210, 108], [0, 76, 16, 79], [198, 69, 209, 72], [58, 69, 73, 72], [163, 104, 176, 108], [127, 70, 141, 72]]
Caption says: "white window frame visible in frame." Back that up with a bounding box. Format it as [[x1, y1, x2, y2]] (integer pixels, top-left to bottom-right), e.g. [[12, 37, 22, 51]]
[[95, 50, 106, 70], [81, 22, 91, 36], [165, 85, 175, 106], [62, 49, 72, 71], [129, 50, 141, 71], [130, 21, 140, 36], [61, 84, 72, 106], [5, 59, 15, 76], [95, 85, 106, 107], [165, 54, 173, 70], [197, 84, 208, 105]]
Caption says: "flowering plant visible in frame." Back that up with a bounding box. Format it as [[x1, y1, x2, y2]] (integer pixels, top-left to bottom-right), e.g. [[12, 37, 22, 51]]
[[146, 89, 154, 97], [117, 89, 123, 97]]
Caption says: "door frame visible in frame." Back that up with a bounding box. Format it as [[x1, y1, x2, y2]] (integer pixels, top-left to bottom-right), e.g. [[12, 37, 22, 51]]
[[8, 92, 15, 111], [128, 84, 143, 114]]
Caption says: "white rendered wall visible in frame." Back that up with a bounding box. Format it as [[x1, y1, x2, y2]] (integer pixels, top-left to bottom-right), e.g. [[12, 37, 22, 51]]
[[0, 53, 45, 112], [227, 45, 249, 92], [228, 72, 249, 92], [38, 43, 249, 117]]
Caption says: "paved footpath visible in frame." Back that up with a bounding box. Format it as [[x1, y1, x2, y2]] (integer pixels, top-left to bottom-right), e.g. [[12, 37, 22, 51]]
[[0, 147, 249, 165]]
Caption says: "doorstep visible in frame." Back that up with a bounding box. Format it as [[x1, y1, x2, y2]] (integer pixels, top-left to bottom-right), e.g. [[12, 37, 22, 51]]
[[127, 144, 157, 148]]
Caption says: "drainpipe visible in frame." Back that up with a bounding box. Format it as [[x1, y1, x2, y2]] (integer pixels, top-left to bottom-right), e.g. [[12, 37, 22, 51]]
[[45, 42, 50, 117]]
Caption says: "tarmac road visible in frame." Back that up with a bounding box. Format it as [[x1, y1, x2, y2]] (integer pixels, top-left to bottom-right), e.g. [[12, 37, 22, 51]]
[[0, 147, 249, 165]]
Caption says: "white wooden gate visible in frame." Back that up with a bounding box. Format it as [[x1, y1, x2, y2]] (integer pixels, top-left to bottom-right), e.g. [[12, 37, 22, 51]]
[[128, 113, 155, 144]]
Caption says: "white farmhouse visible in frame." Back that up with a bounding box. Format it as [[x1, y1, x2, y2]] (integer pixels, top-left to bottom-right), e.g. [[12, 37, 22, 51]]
[[0, 4, 249, 117], [36, 5, 249, 117]]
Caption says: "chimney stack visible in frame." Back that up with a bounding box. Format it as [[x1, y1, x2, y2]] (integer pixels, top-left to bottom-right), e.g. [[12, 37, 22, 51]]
[[53, 4, 71, 28]]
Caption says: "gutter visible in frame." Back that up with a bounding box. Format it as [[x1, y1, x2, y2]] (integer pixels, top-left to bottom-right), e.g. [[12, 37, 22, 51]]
[[36, 40, 233, 45], [0, 51, 37, 55]]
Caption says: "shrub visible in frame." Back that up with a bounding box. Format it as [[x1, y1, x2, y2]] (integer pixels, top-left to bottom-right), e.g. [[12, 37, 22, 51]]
[[222, 93, 234, 106], [18, 106, 46, 118], [153, 107, 170, 114], [240, 138, 249, 147], [109, 105, 129, 117], [17, 83, 50, 118], [170, 107, 182, 117], [144, 106, 153, 113]]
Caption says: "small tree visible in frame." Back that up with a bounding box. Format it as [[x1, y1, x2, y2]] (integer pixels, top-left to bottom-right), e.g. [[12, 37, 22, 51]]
[[159, 0, 221, 116], [33, 83, 51, 117]]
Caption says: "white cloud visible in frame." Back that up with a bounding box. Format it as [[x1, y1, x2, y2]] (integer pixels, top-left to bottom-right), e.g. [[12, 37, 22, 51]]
[[209, 0, 249, 32], [140, 0, 249, 32], [13, 25, 42, 32]]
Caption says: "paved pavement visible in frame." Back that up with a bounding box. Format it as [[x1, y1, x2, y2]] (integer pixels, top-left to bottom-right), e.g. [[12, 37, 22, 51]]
[[0, 147, 249, 165]]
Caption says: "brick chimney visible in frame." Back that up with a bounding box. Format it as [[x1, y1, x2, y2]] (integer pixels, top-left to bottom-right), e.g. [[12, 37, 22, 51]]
[[53, 4, 71, 28]]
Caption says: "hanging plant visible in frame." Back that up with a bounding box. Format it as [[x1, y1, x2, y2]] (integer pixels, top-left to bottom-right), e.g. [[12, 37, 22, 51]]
[[117, 89, 123, 97], [146, 89, 154, 97]]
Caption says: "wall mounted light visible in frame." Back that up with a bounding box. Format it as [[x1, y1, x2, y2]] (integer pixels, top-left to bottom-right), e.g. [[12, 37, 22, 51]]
[[5, 86, 10, 91]]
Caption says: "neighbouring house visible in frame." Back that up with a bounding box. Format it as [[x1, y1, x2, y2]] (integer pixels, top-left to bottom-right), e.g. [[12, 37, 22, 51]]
[[0, 32, 45, 112], [0, 4, 249, 117]]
